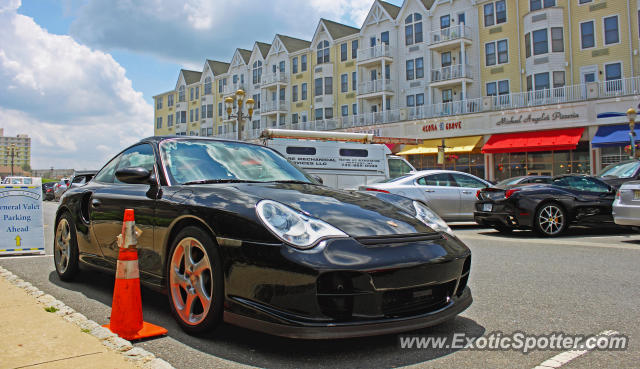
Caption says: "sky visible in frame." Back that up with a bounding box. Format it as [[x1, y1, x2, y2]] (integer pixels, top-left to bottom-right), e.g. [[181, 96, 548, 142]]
[[0, 0, 404, 170]]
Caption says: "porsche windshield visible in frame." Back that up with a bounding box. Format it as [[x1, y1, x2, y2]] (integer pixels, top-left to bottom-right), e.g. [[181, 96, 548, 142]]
[[160, 139, 313, 185]]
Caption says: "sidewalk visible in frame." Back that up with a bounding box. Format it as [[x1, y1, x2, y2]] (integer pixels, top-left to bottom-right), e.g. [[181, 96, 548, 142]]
[[0, 273, 145, 369]]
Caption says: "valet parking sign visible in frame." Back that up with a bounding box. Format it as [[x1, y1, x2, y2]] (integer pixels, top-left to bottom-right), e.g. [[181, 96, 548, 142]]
[[0, 185, 44, 255]]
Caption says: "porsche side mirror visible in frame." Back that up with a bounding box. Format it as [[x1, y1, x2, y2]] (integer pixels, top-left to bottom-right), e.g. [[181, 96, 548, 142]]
[[115, 167, 153, 185]]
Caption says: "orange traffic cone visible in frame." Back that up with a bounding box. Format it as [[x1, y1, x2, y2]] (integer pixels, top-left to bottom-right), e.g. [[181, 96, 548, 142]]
[[103, 209, 167, 340]]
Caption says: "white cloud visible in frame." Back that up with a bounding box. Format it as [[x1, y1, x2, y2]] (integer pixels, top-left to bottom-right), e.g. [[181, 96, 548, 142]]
[[68, 0, 377, 65], [0, 0, 152, 170]]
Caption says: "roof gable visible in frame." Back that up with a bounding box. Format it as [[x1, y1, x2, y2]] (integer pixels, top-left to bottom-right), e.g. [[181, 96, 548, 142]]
[[180, 69, 202, 85], [230, 48, 251, 69], [206, 60, 229, 76], [322, 19, 359, 40], [277, 34, 311, 53], [361, 0, 397, 29], [397, 0, 432, 25], [256, 42, 271, 58], [379, 1, 401, 19]]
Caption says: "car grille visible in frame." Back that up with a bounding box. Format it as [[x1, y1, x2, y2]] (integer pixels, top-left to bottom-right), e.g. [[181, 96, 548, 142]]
[[381, 280, 456, 318], [355, 233, 443, 246]]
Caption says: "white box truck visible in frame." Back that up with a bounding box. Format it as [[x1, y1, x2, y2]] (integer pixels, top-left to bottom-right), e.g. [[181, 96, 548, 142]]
[[261, 129, 416, 189]]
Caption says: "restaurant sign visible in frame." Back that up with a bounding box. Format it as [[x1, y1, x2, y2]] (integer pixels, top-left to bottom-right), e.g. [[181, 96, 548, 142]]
[[497, 111, 579, 126], [422, 121, 463, 132]]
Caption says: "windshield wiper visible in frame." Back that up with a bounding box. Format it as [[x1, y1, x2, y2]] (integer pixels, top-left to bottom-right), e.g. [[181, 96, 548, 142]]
[[182, 179, 261, 185], [270, 180, 313, 185]]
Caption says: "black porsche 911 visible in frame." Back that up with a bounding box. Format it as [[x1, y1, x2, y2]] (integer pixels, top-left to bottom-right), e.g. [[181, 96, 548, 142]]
[[474, 175, 617, 237], [54, 136, 472, 339]]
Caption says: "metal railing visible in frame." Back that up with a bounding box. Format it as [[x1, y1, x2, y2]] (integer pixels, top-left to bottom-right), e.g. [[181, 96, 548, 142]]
[[428, 25, 472, 45], [431, 64, 472, 83], [292, 119, 340, 131], [261, 73, 288, 86], [356, 45, 393, 63], [222, 84, 246, 96], [358, 79, 394, 95], [259, 100, 289, 114]]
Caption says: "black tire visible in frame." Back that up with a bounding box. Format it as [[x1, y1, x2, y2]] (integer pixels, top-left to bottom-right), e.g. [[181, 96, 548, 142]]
[[53, 212, 80, 281], [166, 226, 224, 335], [534, 202, 567, 237], [493, 225, 513, 234]]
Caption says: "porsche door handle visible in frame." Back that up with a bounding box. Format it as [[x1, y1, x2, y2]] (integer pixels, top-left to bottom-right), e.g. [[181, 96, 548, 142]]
[[91, 198, 102, 208], [424, 189, 435, 193], [462, 191, 473, 194]]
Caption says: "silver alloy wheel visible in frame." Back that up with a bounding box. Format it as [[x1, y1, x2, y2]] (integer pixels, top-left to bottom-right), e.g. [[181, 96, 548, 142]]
[[169, 237, 213, 326], [538, 204, 564, 235], [54, 218, 71, 273]]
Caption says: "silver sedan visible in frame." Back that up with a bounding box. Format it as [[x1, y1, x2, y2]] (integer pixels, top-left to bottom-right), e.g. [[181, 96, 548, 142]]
[[613, 181, 640, 227], [360, 170, 492, 222]]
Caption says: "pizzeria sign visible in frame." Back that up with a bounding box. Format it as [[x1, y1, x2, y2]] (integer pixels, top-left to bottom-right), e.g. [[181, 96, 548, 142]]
[[497, 111, 579, 126]]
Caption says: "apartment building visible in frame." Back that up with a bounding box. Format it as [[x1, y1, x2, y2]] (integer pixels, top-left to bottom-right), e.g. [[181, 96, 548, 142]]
[[154, 0, 640, 181], [0, 128, 31, 173]]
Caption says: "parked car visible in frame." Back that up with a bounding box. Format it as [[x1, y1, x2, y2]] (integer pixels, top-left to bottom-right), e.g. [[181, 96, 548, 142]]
[[475, 175, 616, 236], [68, 171, 96, 190], [494, 175, 552, 187], [359, 170, 492, 222], [42, 182, 55, 201], [54, 137, 472, 338], [2, 176, 42, 185], [598, 159, 640, 188], [54, 178, 70, 200], [612, 181, 640, 227]]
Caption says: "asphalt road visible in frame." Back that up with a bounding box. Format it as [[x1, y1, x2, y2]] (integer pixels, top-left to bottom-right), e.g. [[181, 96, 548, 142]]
[[1, 201, 639, 368]]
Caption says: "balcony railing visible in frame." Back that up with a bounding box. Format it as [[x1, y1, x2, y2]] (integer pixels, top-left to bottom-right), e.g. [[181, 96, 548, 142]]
[[223, 83, 246, 95], [260, 100, 289, 114], [261, 73, 288, 86], [341, 111, 401, 128], [358, 79, 394, 95], [431, 64, 472, 83], [356, 45, 393, 63], [292, 119, 340, 131], [428, 25, 472, 45]]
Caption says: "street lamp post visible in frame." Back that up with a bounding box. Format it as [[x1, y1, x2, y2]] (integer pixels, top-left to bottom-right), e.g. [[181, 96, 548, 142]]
[[5, 144, 17, 177], [627, 108, 637, 159], [224, 89, 255, 141]]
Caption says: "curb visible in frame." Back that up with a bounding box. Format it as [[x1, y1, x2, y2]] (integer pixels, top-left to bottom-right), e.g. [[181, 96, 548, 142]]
[[0, 265, 175, 369]]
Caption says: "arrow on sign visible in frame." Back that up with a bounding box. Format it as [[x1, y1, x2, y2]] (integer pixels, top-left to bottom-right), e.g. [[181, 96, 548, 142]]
[[15, 235, 21, 247]]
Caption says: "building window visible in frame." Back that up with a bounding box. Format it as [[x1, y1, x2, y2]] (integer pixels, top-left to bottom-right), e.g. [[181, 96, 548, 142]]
[[190, 88, 194, 100], [484, 1, 506, 27], [167, 114, 173, 127], [292, 57, 298, 74], [530, 0, 555, 11], [381, 31, 389, 45], [314, 108, 323, 120], [341, 43, 347, 61], [352, 103, 357, 115], [352, 71, 357, 91], [440, 15, 450, 29], [416, 93, 424, 106], [580, 21, 595, 49], [195, 107, 199, 120], [533, 29, 548, 55], [179, 86, 185, 102], [407, 95, 415, 107], [579, 0, 592, 3], [406, 59, 415, 80], [293, 85, 298, 102], [352, 40, 358, 59], [485, 40, 507, 66], [317, 40, 330, 64], [195, 87, 199, 99], [341, 74, 348, 92], [325, 77, 332, 95], [279, 87, 286, 101], [189, 109, 193, 122], [168, 94, 174, 107], [252, 61, 262, 84], [156, 117, 162, 129], [204, 77, 212, 94], [279, 61, 285, 74], [551, 27, 564, 52], [605, 62, 622, 81], [216, 103, 221, 117], [525, 33, 531, 58], [405, 13, 423, 45], [301, 55, 307, 71], [315, 78, 322, 96], [180, 111, 186, 123], [415, 57, 424, 78], [534, 72, 550, 90], [604, 16, 619, 45], [325, 108, 333, 119], [253, 93, 260, 109], [526, 75, 533, 91], [156, 97, 162, 110], [553, 71, 565, 88], [341, 105, 349, 117], [302, 83, 307, 100], [442, 52, 451, 67]]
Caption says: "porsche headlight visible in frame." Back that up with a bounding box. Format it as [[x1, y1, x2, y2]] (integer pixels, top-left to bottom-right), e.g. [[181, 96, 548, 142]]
[[413, 201, 453, 235], [256, 200, 348, 249]]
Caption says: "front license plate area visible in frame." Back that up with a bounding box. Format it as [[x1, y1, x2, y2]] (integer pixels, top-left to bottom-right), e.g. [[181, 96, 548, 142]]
[[482, 203, 492, 212]]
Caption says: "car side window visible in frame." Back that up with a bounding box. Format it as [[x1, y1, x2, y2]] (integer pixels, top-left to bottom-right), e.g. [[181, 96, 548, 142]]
[[94, 156, 121, 184], [114, 144, 156, 184], [418, 173, 454, 187], [451, 173, 486, 188], [553, 176, 610, 193]]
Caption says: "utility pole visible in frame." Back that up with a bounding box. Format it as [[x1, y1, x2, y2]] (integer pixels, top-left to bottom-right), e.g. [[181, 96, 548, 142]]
[[6, 144, 17, 177]]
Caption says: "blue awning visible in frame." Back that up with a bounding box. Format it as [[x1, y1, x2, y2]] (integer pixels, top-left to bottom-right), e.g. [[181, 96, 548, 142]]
[[592, 124, 635, 148]]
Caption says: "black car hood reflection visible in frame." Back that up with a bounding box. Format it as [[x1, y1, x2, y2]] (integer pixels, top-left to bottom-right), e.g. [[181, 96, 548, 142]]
[[184, 182, 433, 237]]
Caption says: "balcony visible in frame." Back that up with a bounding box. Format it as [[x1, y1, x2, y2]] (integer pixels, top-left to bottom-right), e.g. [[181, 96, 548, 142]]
[[261, 73, 288, 87], [356, 45, 393, 66], [260, 100, 289, 115], [358, 79, 394, 97], [428, 25, 472, 49], [430, 64, 473, 87], [291, 119, 340, 131], [222, 83, 246, 96], [341, 111, 401, 128]]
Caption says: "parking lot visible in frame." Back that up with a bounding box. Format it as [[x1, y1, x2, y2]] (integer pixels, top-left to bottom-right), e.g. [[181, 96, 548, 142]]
[[0, 201, 638, 368]]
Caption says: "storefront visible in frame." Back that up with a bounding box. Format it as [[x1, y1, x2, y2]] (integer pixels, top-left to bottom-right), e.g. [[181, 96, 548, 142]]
[[591, 123, 635, 170], [482, 128, 590, 181], [397, 136, 485, 178]]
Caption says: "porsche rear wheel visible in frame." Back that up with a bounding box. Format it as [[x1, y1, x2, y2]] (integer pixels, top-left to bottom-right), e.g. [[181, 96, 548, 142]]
[[167, 226, 224, 335], [534, 203, 567, 237], [54, 212, 79, 281]]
